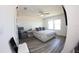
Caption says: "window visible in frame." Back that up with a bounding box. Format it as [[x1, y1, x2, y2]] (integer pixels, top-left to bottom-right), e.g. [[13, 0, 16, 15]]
[[48, 19, 61, 30], [54, 19, 61, 30], [48, 20, 54, 29]]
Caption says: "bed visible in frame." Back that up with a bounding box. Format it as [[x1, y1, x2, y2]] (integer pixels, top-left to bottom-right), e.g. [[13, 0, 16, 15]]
[[33, 30, 56, 42]]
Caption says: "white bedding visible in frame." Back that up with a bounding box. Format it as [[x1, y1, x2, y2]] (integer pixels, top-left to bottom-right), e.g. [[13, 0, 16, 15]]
[[33, 30, 55, 42]]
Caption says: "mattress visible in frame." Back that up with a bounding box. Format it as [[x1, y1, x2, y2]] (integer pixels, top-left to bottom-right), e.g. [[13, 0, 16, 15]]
[[33, 30, 55, 42]]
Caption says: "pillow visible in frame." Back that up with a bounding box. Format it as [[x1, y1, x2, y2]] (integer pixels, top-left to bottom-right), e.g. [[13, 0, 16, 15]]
[[36, 28, 40, 31], [43, 27, 45, 30], [39, 27, 41, 30], [36, 27, 45, 31], [41, 27, 45, 30]]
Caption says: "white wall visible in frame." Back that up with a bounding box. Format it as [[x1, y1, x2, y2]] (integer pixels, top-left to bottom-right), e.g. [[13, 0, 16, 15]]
[[55, 14, 67, 36], [17, 16, 43, 30], [62, 6, 79, 52], [43, 14, 67, 36], [0, 6, 18, 53]]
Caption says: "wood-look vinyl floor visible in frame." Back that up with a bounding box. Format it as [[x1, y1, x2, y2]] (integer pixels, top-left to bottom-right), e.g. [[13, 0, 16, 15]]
[[20, 35, 66, 53]]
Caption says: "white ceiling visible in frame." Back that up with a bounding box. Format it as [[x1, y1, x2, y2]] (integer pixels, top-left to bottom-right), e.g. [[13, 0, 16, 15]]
[[17, 5, 64, 17]]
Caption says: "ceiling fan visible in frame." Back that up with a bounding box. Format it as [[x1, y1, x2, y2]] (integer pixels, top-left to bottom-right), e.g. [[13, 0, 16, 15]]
[[38, 11, 50, 16]]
